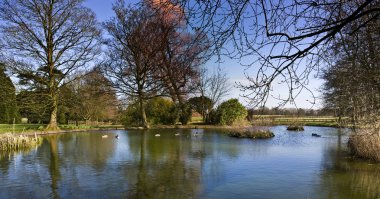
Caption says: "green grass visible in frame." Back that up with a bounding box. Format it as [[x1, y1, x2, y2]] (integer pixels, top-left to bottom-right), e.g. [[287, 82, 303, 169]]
[[0, 124, 124, 134], [189, 116, 204, 124], [251, 115, 349, 127], [0, 124, 43, 133]]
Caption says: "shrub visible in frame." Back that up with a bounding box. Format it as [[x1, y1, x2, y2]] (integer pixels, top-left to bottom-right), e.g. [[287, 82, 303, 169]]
[[146, 97, 177, 125], [178, 103, 192, 125], [122, 98, 180, 126], [207, 109, 220, 124], [121, 101, 142, 127], [216, 99, 247, 125]]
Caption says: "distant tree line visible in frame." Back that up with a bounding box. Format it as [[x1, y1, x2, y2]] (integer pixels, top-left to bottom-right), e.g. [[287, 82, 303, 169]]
[[247, 107, 326, 118]]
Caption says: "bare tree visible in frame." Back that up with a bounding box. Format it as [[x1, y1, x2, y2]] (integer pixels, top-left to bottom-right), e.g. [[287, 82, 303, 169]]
[[149, 1, 210, 107], [152, 0, 380, 107], [197, 66, 231, 107], [64, 68, 119, 124], [0, 0, 100, 130], [322, 11, 380, 127], [102, 1, 163, 129]]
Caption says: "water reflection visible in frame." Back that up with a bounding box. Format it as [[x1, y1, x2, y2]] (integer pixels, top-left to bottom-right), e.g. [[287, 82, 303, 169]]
[[47, 135, 61, 199], [319, 129, 380, 199], [125, 130, 202, 199], [0, 127, 379, 198]]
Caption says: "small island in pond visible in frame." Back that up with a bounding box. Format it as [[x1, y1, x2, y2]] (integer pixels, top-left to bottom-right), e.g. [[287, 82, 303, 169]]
[[227, 129, 274, 139]]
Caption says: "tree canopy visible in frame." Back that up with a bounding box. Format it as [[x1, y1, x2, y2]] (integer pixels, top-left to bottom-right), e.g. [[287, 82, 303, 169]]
[[0, 0, 101, 129]]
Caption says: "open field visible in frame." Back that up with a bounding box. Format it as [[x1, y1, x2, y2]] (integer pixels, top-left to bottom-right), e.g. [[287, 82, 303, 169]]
[[251, 115, 350, 127]]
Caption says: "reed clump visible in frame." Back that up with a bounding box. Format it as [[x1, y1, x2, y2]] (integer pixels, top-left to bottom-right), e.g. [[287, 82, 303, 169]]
[[348, 127, 380, 162], [0, 133, 42, 151]]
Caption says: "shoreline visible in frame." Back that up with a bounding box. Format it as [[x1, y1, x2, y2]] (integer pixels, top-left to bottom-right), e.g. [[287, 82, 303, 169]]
[[1, 123, 346, 136]]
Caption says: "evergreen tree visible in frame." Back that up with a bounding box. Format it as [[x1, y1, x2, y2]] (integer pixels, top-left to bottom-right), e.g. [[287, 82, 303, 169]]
[[0, 63, 17, 123]]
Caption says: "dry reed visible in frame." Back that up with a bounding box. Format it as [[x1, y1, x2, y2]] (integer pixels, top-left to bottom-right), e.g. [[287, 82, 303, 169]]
[[0, 133, 42, 151]]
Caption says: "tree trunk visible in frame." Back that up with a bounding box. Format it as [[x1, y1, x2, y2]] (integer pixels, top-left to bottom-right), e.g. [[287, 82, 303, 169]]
[[139, 97, 149, 129], [46, 94, 59, 130]]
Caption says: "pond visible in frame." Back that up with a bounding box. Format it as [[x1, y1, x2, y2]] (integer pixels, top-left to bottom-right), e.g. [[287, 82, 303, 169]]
[[0, 126, 379, 199]]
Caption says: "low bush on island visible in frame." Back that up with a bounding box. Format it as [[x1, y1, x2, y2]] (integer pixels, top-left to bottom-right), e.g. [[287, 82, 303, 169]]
[[286, 125, 304, 131], [227, 129, 274, 139]]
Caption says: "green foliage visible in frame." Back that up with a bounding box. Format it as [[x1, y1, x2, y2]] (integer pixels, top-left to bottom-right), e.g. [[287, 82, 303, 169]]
[[122, 97, 179, 126], [178, 103, 192, 125], [207, 109, 220, 124], [214, 99, 247, 125], [188, 96, 213, 122], [121, 101, 142, 127], [0, 64, 18, 123], [146, 97, 177, 125], [16, 90, 51, 124]]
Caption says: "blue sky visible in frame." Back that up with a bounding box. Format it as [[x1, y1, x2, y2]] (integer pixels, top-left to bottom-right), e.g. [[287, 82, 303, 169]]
[[84, 0, 324, 109]]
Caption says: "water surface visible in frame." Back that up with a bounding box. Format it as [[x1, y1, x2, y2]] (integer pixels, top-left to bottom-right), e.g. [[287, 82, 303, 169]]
[[0, 126, 379, 199]]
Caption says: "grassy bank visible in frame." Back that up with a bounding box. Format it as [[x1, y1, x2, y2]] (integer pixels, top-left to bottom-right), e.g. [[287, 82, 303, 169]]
[[0, 124, 124, 134]]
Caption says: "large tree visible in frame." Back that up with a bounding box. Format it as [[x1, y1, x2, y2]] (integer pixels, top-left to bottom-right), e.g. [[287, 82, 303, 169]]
[[102, 1, 163, 129], [0, 0, 100, 130], [152, 0, 380, 106]]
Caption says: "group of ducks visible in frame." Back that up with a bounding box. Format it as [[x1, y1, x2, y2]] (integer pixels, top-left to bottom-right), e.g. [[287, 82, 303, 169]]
[[102, 133, 186, 138], [101, 134, 119, 139], [311, 133, 321, 137], [155, 133, 180, 137]]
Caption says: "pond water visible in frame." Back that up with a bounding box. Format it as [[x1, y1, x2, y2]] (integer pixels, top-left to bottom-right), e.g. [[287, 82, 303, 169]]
[[0, 126, 379, 199]]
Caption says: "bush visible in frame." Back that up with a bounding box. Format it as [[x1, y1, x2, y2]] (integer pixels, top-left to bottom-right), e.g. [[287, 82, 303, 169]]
[[178, 103, 192, 125], [122, 98, 180, 126], [146, 97, 177, 125], [207, 109, 220, 124], [121, 101, 142, 127], [215, 99, 247, 125]]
